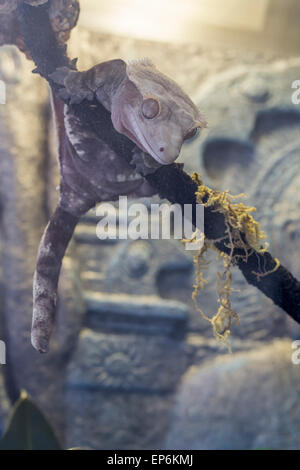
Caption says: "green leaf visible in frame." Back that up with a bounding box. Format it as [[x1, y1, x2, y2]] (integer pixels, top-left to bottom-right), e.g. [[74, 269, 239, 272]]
[[0, 390, 62, 450]]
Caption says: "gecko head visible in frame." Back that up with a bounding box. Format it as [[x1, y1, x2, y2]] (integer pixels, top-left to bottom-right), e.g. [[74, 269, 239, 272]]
[[111, 59, 207, 165]]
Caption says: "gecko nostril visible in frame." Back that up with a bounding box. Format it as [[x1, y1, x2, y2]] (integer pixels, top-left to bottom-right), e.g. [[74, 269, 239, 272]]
[[160, 147, 164, 152]]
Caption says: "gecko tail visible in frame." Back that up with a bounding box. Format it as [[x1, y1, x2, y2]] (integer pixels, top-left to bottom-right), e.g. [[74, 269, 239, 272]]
[[31, 205, 80, 353]]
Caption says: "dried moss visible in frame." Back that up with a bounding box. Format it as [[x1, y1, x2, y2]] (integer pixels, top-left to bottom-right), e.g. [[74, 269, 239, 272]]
[[189, 174, 280, 350]]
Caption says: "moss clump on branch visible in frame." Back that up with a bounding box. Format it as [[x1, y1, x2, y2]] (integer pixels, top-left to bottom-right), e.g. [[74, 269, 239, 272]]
[[189, 174, 280, 348]]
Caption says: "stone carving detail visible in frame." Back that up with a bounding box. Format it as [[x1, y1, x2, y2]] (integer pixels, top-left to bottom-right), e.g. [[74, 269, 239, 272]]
[[84, 291, 188, 337], [67, 329, 189, 393], [66, 200, 191, 447], [66, 389, 174, 450]]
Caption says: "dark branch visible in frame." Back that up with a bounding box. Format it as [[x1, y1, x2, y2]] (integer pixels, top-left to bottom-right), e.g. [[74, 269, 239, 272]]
[[17, 2, 300, 331]]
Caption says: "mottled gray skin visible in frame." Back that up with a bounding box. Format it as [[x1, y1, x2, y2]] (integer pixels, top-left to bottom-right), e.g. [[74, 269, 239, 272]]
[[32, 59, 206, 353]]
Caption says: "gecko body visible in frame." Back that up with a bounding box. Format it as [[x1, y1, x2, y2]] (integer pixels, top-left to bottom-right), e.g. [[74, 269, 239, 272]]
[[32, 58, 207, 352]]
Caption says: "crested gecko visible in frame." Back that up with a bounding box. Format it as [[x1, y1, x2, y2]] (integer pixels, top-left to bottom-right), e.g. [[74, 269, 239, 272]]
[[32, 58, 207, 352]]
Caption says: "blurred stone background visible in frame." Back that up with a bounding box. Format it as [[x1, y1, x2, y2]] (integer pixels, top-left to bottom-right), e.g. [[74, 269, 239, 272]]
[[0, 0, 300, 450]]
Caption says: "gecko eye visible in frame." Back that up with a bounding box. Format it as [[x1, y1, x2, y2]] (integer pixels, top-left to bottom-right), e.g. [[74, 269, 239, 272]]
[[184, 128, 199, 141], [142, 98, 160, 119]]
